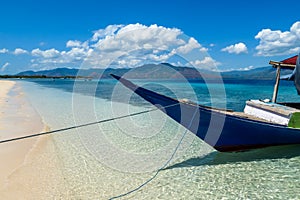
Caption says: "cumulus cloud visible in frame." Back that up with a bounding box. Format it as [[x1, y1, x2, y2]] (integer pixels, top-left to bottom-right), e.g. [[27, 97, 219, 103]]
[[221, 42, 248, 54], [190, 57, 221, 70], [61, 47, 89, 61], [147, 51, 175, 62], [1, 62, 10, 71], [0, 48, 9, 54], [93, 24, 184, 52], [255, 21, 300, 56], [13, 48, 28, 55], [66, 40, 88, 49], [86, 23, 216, 69], [91, 24, 124, 42], [175, 37, 203, 54], [220, 65, 255, 72], [32, 48, 60, 58], [66, 40, 81, 47], [18, 23, 220, 71], [31, 47, 90, 64]]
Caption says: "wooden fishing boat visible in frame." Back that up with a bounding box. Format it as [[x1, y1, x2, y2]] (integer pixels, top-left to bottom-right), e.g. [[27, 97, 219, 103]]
[[111, 54, 300, 152]]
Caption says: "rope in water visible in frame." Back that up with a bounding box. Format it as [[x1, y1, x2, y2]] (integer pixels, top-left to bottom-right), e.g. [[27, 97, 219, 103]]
[[0, 101, 197, 199], [0, 103, 179, 144], [109, 107, 198, 200]]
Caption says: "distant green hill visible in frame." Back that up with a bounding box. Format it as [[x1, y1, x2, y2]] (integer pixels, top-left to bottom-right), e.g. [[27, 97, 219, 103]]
[[15, 63, 293, 80]]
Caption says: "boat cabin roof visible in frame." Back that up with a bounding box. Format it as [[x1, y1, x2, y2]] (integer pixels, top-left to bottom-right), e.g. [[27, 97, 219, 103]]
[[269, 55, 298, 69]]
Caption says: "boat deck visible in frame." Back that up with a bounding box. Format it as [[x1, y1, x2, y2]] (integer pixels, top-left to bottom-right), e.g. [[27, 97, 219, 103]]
[[217, 109, 279, 124], [221, 100, 300, 126], [178, 99, 280, 124], [246, 100, 300, 117], [180, 99, 300, 126]]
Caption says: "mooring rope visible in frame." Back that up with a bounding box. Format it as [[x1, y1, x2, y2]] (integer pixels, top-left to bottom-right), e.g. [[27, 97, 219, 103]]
[[0, 101, 198, 200], [109, 106, 199, 200], [0, 103, 179, 144]]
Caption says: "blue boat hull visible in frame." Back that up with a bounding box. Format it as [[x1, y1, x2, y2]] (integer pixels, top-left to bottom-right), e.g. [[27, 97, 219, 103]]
[[112, 74, 300, 152]]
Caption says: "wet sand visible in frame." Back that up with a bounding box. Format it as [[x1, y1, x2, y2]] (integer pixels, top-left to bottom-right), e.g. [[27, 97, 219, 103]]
[[0, 80, 65, 199]]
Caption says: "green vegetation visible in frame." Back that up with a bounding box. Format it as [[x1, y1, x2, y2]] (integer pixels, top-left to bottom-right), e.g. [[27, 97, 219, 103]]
[[288, 112, 300, 128]]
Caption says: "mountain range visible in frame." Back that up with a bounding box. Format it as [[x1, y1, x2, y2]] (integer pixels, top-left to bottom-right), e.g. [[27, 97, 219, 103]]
[[16, 63, 292, 80]]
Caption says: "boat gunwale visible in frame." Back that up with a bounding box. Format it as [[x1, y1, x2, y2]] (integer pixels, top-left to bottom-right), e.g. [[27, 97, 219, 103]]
[[111, 74, 297, 130], [181, 100, 290, 129]]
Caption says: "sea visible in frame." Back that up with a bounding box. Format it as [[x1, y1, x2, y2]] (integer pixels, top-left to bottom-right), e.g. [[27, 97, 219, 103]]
[[18, 78, 300, 199]]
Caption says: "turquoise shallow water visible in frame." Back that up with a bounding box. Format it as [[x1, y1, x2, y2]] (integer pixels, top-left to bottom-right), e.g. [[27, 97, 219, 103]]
[[19, 79, 300, 199]]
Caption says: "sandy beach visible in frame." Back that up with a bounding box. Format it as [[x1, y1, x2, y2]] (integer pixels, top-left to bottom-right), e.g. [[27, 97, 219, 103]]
[[0, 80, 65, 199]]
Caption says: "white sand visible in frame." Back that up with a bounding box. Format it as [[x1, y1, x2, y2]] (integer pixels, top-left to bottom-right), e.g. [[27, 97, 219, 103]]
[[0, 80, 65, 199]]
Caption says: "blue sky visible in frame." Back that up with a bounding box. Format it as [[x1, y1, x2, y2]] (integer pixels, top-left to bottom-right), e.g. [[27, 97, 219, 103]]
[[0, 0, 300, 74]]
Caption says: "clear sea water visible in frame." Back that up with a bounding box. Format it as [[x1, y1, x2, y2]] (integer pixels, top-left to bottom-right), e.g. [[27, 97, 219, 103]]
[[19, 78, 300, 199]]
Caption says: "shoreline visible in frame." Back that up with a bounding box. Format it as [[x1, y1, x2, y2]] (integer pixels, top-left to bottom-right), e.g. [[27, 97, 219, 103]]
[[0, 80, 64, 198]]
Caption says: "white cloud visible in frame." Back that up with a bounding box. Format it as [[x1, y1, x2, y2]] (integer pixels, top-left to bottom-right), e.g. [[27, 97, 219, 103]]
[[0, 48, 9, 54], [255, 21, 300, 56], [190, 57, 221, 70], [61, 47, 88, 61], [31, 47, 91, 65], [13, 48, 28, 55], [1, 62, 10, 71], [175, 37, 203, 54], [87, 23, 215, 69], [147, 52, 175, 62], [32, 48, 60, 58], [199, 47, 209, 52], [39, 42, 46, 46], [220, 65, 255, 72], [243, 65, 254, 71], [66, 40, 88, 49], [93, 24, 185, 52], [221, 42, 248, 54], [26, 23, 220, 71], [234, 65, 255, 71], [91, 24, 124, 41], [66, 40, 81, 47]]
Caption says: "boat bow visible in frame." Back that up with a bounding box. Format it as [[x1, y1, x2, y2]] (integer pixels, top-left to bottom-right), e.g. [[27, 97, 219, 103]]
[[111, 74, 300, 152]]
